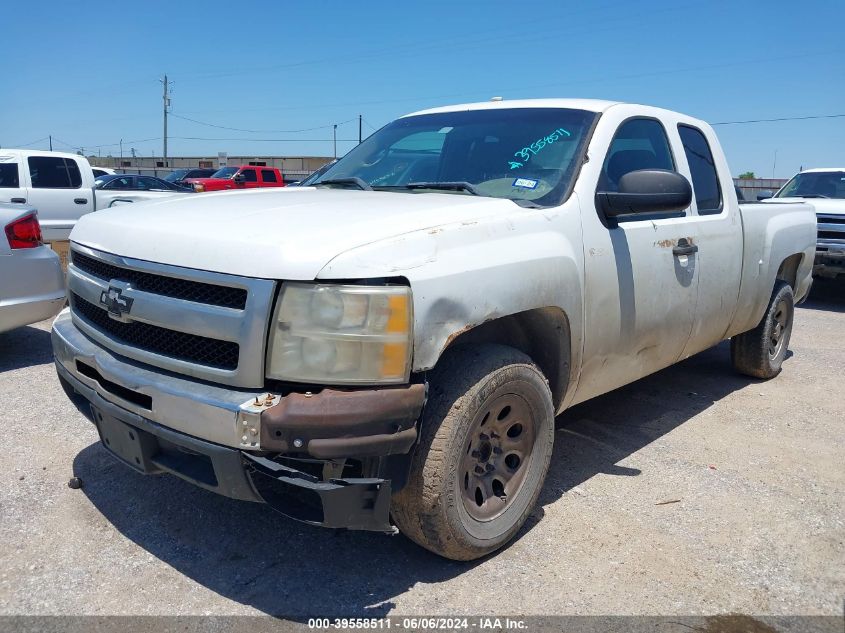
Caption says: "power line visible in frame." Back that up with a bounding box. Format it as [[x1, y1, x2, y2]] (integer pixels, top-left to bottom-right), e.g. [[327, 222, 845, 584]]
[[710, 113, 845, 126], [172, 136, 359, 142], [169, 112, 356, 134]]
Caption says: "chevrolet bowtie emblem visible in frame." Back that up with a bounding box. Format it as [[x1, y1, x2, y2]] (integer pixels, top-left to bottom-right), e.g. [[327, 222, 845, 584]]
[[100, 286, 134, 317]]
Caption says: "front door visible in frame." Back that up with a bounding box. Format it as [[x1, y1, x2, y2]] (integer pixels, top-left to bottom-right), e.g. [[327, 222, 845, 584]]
[[574, 117, 701, 404]]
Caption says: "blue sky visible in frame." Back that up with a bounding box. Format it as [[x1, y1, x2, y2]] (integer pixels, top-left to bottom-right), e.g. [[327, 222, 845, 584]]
[[3, 0, 842, 178]]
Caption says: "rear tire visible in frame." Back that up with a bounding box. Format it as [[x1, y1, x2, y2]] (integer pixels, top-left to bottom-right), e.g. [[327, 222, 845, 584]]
[[392, 344, 555, 560], [731, 280, 794, 379]]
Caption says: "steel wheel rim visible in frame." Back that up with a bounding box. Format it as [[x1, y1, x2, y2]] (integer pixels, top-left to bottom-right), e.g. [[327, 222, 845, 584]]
[[459, 393, 536, 522], [768, 298, 790, 359]]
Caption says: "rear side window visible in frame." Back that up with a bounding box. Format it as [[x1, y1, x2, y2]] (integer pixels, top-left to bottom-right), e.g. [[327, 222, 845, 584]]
[[28, 157, 82, 189], [678, 125, 721, 214], [261, 169, 278, 183], [598, 118, 675, 192], [242, 169, 258, 182], [0, 163, 20, 188]]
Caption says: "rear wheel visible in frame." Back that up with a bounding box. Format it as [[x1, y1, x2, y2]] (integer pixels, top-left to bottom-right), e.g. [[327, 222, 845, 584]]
[[392, 344, 555, 560], [731, 280, 794, 379]]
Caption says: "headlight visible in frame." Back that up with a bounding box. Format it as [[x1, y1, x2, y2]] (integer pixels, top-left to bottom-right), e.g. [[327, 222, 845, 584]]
[[266, 282, 413, 384]]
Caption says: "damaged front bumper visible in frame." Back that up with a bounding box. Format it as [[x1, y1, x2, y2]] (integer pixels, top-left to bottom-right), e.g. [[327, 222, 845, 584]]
[[52, 310, 425, 532]]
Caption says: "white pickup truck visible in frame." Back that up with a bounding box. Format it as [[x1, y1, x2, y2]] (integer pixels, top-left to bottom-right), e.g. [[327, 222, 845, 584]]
[[0, 150, 189, 243], [52, 99, 816, 560], [763, 168, 845, 278]]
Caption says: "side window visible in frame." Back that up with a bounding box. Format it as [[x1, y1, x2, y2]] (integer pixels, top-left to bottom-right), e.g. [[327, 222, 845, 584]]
[[28, 157, 82, 189], [242, 169, 258, 182], [598, 118, 674, 192], [138, 176, 162, 190], [0, 163, 20, 188], [261, 169, 277, 183], [678, 125, 722, 214]]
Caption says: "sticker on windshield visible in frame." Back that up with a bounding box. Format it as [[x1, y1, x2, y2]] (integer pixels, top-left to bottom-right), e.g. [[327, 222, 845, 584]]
[[508, 127, 571, 170], [512, 178, 538, 189], [437, 127, 453, 133]]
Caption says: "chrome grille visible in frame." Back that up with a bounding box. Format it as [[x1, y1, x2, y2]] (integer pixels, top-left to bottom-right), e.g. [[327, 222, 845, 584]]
[[72, 293, 240, 370], [67, 243, 276, 388], [71, 251, 248, 309]]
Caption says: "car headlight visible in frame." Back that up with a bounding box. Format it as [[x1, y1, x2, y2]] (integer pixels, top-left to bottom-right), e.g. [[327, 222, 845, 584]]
[[266, 282, 413, 385]]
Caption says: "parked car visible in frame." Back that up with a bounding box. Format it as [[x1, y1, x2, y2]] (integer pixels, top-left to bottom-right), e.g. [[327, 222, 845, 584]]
[[94, 174, 193, 193], [53, 99, 815, 560], [0, 205, 65, 333], [185, 165, 285, 192], [91, 167, 116, 178], [163, 168, 218, 187], [764, 168, 845, 278], [0, 150, 189, 243]]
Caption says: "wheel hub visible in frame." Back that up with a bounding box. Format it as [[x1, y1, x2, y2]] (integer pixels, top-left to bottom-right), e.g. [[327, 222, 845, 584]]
[[460, 394, 536, 522]]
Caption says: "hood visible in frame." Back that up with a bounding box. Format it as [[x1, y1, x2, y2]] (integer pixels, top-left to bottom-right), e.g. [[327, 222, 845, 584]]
[[70, 187, 520, 279], [764, 197, 845, 215]]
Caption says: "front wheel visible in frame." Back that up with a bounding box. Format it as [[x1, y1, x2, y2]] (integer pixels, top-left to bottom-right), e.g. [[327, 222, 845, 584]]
[[731, 280, 795, 379], [392, 344, 555, 560]]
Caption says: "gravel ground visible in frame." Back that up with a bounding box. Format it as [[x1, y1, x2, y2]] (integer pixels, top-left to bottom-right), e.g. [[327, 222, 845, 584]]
[[0, 280, 843, 618]]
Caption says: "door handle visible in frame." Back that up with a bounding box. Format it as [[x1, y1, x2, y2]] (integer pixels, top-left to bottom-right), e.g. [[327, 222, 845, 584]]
[[11, 197, 26, 203], [672, 241, 698, 257], [74, 198, 88, 204]]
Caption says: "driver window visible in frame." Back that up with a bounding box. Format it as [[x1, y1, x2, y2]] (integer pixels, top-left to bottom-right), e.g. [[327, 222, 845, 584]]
[[242, 169, 258, 182], [598, 118, 675, 192]]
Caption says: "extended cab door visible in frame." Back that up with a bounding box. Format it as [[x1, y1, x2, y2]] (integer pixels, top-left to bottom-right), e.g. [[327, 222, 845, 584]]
[[260, 168, 282, 187], [674, 123, 743, 358], [573, 115, 701, 404], [23, 154, 94, 242]]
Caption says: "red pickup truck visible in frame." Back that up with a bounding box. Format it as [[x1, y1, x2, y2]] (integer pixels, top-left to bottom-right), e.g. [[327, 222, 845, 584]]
[[186, 166, 285, 192]]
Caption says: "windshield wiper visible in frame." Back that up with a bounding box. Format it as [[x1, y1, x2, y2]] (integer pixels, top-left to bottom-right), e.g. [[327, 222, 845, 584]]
[[315, 177, 372, 191], [402, 181, 482, 196]]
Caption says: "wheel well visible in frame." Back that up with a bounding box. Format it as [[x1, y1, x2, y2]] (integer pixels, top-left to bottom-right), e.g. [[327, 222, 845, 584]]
[[776, 254, 803, 290], [438, 308, 571, 410]]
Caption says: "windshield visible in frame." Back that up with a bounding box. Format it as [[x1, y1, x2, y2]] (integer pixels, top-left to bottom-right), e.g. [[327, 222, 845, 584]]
[[776, 171, 845, 199], [164, 169, 188, 182], [210, 167, 238, 179], [314, 107, 597, 206]]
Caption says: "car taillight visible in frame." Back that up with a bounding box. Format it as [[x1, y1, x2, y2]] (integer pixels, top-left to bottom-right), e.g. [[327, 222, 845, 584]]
[[5, 212, 43, 249]]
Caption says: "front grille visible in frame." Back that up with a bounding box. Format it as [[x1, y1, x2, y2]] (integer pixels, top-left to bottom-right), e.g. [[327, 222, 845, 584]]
[[819, 230, 845, 241], [72, 293, 239, 370], [818, 214, 845, 224], [71, 251, 247, 309]]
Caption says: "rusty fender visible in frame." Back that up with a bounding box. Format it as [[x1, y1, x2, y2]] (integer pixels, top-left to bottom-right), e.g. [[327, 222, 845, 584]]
[[258, 383, 426, 459]]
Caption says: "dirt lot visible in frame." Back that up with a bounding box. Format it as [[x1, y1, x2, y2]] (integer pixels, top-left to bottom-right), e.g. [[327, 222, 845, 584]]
[[0, 281, 843, 619]]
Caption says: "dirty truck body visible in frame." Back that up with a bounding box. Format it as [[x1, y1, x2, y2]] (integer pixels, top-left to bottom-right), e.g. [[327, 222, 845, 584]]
[[52, 99, 815, 560]]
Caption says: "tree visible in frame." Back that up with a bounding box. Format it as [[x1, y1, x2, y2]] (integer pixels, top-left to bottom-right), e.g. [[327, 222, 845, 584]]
[[738, 171, 756, 179]]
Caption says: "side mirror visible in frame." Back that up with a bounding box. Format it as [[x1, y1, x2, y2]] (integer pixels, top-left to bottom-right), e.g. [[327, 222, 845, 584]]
[[233, 172, 246, 184], [596, 169, 692, 218], [756, 190, 773, 201]]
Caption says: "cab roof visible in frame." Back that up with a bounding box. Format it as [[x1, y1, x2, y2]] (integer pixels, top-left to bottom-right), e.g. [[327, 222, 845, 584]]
[[404, 98, 622, 118]]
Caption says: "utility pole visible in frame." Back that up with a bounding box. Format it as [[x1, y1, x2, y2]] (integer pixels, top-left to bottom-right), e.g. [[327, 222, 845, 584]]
[[119, 139, 123, 162], [160, 74, 172, 166], [772, 149, 778, 178], [358, 115, 362, 144], [333, 124, 338, 158], [49, 135, 53, 151]]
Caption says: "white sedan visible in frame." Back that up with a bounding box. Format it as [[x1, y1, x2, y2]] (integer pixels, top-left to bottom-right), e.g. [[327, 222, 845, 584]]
[[0, 205, 65, 333]]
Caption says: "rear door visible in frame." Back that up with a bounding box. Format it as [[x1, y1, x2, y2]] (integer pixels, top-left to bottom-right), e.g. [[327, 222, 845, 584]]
[[675, 124, 743, 357], [575, 116, 701, 402], [24, 154, 94, 242], [0, 154, 28, 208], [261, 168, 281, 187]]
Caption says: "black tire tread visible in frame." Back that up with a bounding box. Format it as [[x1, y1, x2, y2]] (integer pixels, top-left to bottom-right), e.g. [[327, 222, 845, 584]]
[[392, 343, 554, 560], [731, 280, 794, 379]]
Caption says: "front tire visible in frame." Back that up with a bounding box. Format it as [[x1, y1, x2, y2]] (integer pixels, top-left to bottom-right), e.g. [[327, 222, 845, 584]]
[[392, 344, 555, 560], [731, 280, 795, 379]]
